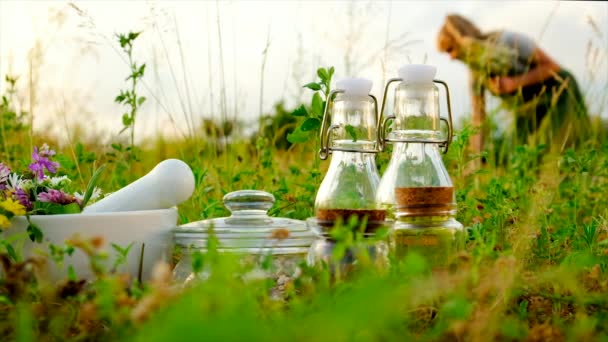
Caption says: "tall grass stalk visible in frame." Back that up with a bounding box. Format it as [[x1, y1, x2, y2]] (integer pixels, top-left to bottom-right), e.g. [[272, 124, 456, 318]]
[[536, 1, 560, 43], [258, 24, 272, 132], [27, 43, 42, 154], [155, 18, 194, 140], [205, 5, 219, 161], [380, 1, 392, 88], [583, 16, 608, 122], [59, 97, 85, 186], [173, 13, 198, 141], [231, 3, 239, 127], [215, 1, 228, 146]]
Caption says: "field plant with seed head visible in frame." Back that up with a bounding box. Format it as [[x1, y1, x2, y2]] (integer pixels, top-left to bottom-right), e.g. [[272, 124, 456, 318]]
[[0, 20, 608, 342]]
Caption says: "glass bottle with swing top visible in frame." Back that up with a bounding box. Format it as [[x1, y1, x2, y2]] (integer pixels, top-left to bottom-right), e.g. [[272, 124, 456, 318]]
[[306, 78, 388, 274], [376, 64, 464, 267]]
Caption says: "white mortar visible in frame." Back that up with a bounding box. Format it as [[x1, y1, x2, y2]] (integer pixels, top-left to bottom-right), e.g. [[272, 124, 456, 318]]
[[5, 208, 178, 282]]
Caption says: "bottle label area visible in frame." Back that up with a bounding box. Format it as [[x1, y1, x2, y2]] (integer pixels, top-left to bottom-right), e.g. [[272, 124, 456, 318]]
[[397, 234, 440, 247], [393, 227, 463, 267]]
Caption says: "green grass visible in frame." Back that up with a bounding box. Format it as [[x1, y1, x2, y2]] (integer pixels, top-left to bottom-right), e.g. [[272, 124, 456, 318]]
[[1, 107, 608, 340], [1, 48, 608, 340]]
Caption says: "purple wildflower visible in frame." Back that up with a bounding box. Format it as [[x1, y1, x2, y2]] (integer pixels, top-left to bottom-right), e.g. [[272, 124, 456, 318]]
[[37, 189, 78, 205], [15, 188, 33, 210], [28, 144, 60, 180]]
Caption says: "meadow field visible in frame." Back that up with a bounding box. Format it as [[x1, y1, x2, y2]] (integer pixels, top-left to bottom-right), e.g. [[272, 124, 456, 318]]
[[1, 3, 608, 341]]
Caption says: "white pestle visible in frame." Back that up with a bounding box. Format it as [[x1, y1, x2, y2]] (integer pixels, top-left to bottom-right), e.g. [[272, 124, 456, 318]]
[[83, 159, 195, 213]]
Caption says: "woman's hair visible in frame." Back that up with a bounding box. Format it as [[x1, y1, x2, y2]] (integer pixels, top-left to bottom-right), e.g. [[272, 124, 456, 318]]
[[445, 14, 484, 39]]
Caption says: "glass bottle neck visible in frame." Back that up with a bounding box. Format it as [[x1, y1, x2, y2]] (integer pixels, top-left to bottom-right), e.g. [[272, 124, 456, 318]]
[[390, 140, 442, 155], [328, 150, 377, 164]]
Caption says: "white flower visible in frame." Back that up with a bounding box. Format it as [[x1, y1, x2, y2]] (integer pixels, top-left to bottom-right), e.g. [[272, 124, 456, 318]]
[[75, 187, 103, 203], [46, 175, 70, 187], [74, 192, 83, 201], [91, 187, 103, 200], [6, 172, 24, 191]]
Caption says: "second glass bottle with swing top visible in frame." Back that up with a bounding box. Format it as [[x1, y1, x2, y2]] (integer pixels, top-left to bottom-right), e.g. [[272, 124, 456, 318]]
[[376, 64, 464, 267], [307, 78, 388, 273]]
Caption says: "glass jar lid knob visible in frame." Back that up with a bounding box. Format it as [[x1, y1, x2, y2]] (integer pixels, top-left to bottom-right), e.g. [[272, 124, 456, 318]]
[[223, 190, 274, 216]]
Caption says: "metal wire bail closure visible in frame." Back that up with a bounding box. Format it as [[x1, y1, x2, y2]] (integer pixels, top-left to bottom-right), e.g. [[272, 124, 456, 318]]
[[378, 78, 454, 153], [319, 89, 380, 160]]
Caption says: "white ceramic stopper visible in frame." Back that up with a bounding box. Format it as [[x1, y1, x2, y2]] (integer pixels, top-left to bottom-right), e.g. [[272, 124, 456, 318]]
[[336, 77, 373, 96], [84, 159, 195, 213], [398, 64, 437, 84]]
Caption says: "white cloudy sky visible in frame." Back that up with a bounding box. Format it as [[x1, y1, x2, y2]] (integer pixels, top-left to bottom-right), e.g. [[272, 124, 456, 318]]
[[0, 1, 606, 143]]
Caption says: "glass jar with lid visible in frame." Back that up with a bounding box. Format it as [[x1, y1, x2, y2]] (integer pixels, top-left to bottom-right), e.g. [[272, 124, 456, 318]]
[[172, 190, 315, 288]]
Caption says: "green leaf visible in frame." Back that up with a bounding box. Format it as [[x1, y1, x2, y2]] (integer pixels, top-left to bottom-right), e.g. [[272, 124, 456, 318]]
[[0, 295, 12, 305], [441, 296, 473, 320], [122, 113, 132, 126], [59, 203, 82, 214], [324, 66, 335, 90], [303, 82, 322, 91], [402, 252, 428, 276], [137, 64, 146, 77], [111, 242, 133, 257], [317, 68, 329, 81], [117, 33, 128, 48], [26, 222, 43, 243], [3, 241, 18, 261], [81, 164, 106, 208], [311, 93, 324, 118], [261, 253, 273, 270], [345, 124, 358, 142], [331, 243, 346, 261], [111, 242, 134, 269], [518, 300, 529, 320], [54, 154, 76, 171], [128, 31, 141, 41], [34, 202, 81, 215], [137, 96, 146, 106], [287, 127, 310, 144], [76, 143, 84, 157], [191, 249, 205, 274], [301, 118, 321, 132], [114, 92, 126, 103], [111, 143, 123, 152], [290, 105, 308, 117], [67, 266, 77, 281]]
